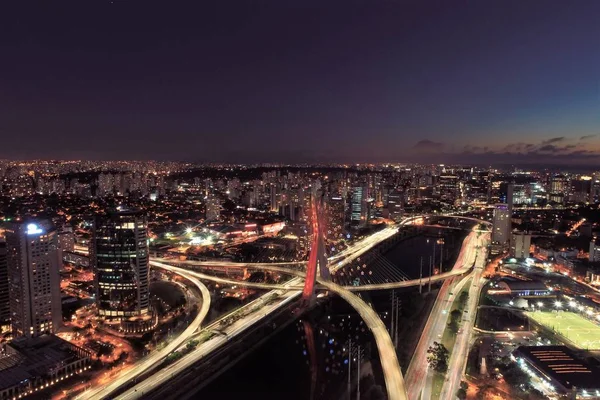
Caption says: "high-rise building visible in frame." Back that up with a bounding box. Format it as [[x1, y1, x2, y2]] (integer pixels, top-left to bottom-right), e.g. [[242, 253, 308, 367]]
[[92, 209, 150, 319], [572, 177, 593, 204], [326, 196, 346, 243], [590, 239, 600, 262], [350, 186, 368, 228], [551, 175, 568, 195], [205, 194, 221, 221], [5, 221, 62, 338], [510, 232, 531, 259], [387, 189, 404, 221], [491, 204, 511, 253], [0, 239, 9, 328], [506, 183, 514, 212]]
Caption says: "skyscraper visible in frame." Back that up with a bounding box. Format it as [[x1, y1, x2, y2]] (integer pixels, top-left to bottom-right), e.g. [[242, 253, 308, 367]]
[[0, 239, 9, 328], [205, 194, 221, 221], [326, 195, 346, 243], [351, 186, 368, 228], [92, 209, 150, 319], [510, 232, 531, 259], [506, 183, 514, 212], [491, 204, 511, 254], [387, 189, 404, 221], [5, 221, 62, 338]]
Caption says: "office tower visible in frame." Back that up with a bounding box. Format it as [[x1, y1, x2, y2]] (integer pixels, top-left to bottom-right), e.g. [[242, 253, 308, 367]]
[[205, 194, 221, 221], [327, 195, 346, 242], [491, 204, 511, 249], [387, 189, 404, 221], [551, 175, 568, 194], [510, 232, 531, 259], [57, 225, 75, 253], [270, 184, 279, 212], [92, 209, 149, 319], [590, 239, 600, 262], [0, 239, 8, 327], [438, 174, 459, 202], [572, 177, 593, 204], [5, 221, 62, 338], [351, 186, 368, 227], [506, 183, 514, 212]]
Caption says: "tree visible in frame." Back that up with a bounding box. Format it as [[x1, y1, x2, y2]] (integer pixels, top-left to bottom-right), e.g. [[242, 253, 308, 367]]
[[502, 364, 529, 387], [448, 309, 462, 333], [459, 291, 469, 307], [427, 341, 449, 372]]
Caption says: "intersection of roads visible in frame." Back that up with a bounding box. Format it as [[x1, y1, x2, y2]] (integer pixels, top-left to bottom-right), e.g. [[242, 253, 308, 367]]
[[80, 215, 490, 400]]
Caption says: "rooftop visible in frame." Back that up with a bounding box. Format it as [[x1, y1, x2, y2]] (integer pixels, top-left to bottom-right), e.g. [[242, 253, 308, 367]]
[[515, 345, 600, 390], [498, 277, 549, 291], [0, 335, 89, 391]]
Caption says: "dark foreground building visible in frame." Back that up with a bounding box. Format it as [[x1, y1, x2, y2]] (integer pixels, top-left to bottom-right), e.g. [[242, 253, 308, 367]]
[[514, 345, 600, 398], [0, 335, 92, 399], [91, 208, 155, 334], [92, 208, 150, 319]]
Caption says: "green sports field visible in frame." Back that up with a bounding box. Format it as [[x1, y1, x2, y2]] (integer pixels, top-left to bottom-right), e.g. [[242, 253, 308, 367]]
[[526, 311, 600, 349]]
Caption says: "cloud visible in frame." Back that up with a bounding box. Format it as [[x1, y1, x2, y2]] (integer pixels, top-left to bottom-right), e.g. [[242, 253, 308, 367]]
[[413, 139, 445, 153], [541, 137, 565, 145], [580, 134, 598, 140], [538, 144, 558, 152]]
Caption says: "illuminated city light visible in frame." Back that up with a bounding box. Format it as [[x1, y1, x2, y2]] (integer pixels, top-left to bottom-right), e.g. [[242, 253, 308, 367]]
[[26, 223, 43, 235]]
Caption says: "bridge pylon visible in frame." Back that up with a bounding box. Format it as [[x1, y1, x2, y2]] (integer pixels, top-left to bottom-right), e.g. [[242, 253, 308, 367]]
[[301, 195, 329, 306]]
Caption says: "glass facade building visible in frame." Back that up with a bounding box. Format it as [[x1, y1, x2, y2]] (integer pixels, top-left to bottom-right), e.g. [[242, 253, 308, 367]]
[[92, 209, 149, 319]]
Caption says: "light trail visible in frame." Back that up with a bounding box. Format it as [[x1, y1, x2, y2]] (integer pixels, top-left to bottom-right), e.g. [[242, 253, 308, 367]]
[[439, 236, 488, 399], [79, 269, 211, 400], [92, 214, 487, 399], [404, 231, 482, 399], [118, 279, 304, 399]]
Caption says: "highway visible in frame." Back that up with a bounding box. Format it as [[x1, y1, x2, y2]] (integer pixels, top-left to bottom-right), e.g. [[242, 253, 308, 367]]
[[119, 216, 418, 399], [79, 268, 211, 400], [118, 277, 304, 399], [404, 229, 485, 399], [94, 224, 403, 399], [154, 254, 476, 292], [86, 214, 486, 399], [318, 279, 408, 400], [439, 234, 488, 400]]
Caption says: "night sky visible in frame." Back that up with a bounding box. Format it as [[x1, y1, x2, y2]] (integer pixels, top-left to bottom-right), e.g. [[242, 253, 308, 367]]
[[1, 0, 599, 164]]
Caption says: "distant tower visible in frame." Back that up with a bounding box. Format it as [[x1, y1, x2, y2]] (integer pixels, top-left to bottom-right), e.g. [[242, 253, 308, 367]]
[[5, 221, 62, 338], [387, 189, 404, 222], [205, 194, 221, 221], [327, 195, 346, 242], [491, 204, 511, 254], [506, 183, 514, 213], [92, 209, 150, 320], [0, 239, 9, 328], [351, 186, 368, 228], [510, 232, 531, 258]]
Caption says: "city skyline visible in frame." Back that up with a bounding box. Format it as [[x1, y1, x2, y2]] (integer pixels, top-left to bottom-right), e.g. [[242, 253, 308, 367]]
[[2, 1, 599, 164], [4, 2, 600, 399]]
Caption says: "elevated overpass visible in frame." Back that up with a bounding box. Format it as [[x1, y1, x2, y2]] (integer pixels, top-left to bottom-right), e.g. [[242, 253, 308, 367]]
[[91, 214, 487, 400]]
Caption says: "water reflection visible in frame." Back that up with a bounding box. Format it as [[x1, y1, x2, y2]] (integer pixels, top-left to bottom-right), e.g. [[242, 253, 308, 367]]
[[196, 227, 469, 399]]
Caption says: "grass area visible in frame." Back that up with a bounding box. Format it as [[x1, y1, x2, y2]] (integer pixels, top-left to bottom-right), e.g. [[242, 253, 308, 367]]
[[526, 310, 600, 350], [431, 371, 445, 399]]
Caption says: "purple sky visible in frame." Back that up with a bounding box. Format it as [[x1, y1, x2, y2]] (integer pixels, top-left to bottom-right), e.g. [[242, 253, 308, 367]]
[[1, 0, 599, 164]]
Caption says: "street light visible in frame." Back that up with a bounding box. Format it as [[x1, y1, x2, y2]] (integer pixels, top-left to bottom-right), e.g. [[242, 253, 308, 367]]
[[537, 301, 544, 308], [555, 301, 562, 309]]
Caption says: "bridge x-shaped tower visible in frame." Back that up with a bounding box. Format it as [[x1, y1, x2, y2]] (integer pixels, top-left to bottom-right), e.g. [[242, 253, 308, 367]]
[[302, 194, 330, 305]]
